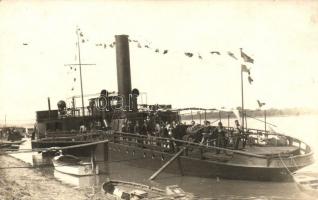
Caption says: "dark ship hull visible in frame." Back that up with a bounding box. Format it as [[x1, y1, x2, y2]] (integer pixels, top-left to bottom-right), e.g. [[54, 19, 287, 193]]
[[105, 132, 314, 181]]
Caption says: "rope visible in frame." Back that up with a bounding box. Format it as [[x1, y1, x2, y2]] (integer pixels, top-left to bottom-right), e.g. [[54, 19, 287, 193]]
[[291, 156, 300, 171], [0, 139, 109, 155], [278, 153, 294, 176], [0, 160, 108, 170]]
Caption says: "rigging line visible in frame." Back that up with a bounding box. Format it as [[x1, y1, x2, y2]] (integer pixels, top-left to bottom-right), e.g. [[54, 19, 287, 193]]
[[66, 92, 101, 99], [64, 64, 96, 66], [1, 139, 109, 154], [278, 153, 294, 176], [0, 160, 109, 170], [291, 156, 300, 171]]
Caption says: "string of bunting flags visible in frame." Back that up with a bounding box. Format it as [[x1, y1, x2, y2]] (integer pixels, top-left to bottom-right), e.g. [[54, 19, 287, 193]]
[[67, 28, 264, 109], [94, 38, 245, 62], [68, 29, 255, 93]]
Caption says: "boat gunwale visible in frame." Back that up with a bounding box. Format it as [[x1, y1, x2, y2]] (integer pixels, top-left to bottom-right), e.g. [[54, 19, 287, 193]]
[[111, 131, 314, 159], [109, 141, 313, 169], [31, 128, 314, 160]]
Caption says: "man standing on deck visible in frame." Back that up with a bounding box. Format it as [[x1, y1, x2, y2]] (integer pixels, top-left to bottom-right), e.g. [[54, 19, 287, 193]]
[[216, 122, 225, 154], [233, 120, 242, 150], [200, 120, 211, 145]]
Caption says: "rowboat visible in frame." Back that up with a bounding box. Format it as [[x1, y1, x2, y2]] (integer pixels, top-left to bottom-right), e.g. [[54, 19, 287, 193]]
[[52, 154, 98, 176], [0, 140, 25, 150], [102, 179, 195, 199]]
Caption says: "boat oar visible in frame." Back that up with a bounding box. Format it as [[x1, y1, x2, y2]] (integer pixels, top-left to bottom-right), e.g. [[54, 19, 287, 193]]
[[149, 147, 185, 180]]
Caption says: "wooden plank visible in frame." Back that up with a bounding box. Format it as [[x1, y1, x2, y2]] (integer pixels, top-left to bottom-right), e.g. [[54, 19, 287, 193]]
[[149, 147, 185, 180]]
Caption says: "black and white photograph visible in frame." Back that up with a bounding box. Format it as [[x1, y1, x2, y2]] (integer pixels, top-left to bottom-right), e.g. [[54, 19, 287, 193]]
[[0, 0, 318, 199]]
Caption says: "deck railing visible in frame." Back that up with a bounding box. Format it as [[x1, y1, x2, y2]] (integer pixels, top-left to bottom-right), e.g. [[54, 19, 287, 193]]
[[108, 130, 313, 160], [35, 128, 313, 160], [40, 130, 107, 142]]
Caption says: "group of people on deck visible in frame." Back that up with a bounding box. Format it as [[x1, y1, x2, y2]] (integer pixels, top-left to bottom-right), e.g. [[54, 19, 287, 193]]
[[119, 118, 248, 152], [186, 119, 247, 152], [121, 120, 186, 141]]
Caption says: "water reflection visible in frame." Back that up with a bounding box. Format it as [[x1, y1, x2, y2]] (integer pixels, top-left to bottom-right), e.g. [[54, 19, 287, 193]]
[[106, 161, 314, 200]]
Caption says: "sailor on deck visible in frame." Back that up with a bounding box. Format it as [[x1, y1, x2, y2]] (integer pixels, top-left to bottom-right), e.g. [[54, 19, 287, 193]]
[[233, 120, 242, 150], [216, 122, 225, 154], [200, 120, 211, 145]]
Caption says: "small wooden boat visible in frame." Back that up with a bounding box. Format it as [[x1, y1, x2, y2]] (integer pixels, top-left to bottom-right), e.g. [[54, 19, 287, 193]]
[[52, 154, 98, 176], [102, 179, 195, 199], [0, 140, 25, 149], [293, 173, 318, 196]]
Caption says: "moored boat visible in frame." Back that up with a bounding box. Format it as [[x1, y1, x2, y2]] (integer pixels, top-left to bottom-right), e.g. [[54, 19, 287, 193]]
[[102, 179, 194, 199], [31, 34, 314, 181], [106, 129, 314, 181], [0, 127, 25, 150], [52, 154, 99, 176], [0, 140, 25, 150]]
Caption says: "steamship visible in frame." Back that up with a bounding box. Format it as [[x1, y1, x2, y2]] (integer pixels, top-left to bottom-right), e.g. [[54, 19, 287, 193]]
[[31, 35, 314, 181]]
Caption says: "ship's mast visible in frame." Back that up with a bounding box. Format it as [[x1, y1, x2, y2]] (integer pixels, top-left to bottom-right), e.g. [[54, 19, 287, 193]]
[[240, 48, 245, 133], [76, 28, 85, 116], [65, 28, 95, 117]]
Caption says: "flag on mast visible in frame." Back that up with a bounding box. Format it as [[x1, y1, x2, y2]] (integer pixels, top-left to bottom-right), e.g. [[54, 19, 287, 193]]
[[241, 64, 250, 74], [248, 75, 253, 84], [227, 51, 238, 60], [240, 49, 254, 84], [241, 49, 254, 63]]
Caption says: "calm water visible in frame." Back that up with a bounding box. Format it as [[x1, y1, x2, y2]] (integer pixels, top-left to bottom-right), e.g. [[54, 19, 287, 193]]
[[10, 114, 318, 200]]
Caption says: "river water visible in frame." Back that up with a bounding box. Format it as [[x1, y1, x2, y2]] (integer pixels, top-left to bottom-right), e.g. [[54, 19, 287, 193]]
[[10, 114, 318, 200]]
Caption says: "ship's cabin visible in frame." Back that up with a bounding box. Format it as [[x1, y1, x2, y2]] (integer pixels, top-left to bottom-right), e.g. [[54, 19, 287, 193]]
[[33, 90, 179, 140]]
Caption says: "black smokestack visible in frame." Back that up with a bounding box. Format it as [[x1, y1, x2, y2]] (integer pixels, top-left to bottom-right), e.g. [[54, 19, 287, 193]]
[[115, 35, 132, 109]]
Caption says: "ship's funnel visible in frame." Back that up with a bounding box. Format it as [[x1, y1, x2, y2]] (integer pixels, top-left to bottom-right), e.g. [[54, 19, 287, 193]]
[[115, 35, 132, 109]]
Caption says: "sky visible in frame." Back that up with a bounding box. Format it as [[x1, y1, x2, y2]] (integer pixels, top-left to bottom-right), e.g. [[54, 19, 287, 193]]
[[0, 0, 318, 125]]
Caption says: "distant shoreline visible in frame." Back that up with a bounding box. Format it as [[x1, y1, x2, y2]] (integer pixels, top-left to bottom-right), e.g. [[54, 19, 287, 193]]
[[1, 108, 317, 127], [181, 108, 318, 121]]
